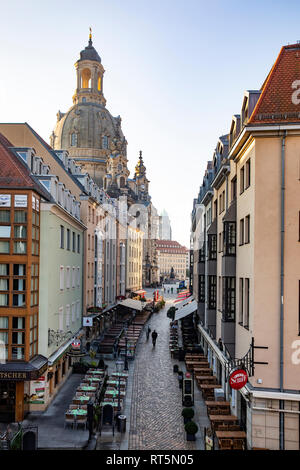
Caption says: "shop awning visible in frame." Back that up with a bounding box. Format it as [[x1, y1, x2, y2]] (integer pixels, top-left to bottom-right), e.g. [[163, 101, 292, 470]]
[[0, 355, 48, 381], [117, 298, 143, 311], [133, 289, 146, 295], [174, 300, 197, 321], [174, 295, 194, 308]]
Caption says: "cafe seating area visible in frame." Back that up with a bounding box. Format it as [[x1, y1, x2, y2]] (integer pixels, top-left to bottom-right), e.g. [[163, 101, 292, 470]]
[[183, 352, 247, 450], [100, 370, 129, 418], [64, 368, 106, 430], [97, 323, 124, 355]]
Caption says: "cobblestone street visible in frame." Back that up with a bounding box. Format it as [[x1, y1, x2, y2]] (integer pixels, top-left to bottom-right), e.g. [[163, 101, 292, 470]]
[[128, 291, 197, 450]]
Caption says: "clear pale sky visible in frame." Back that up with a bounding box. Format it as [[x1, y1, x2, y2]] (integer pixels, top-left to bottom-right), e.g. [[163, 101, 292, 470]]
[[0, 0, 300, 246]]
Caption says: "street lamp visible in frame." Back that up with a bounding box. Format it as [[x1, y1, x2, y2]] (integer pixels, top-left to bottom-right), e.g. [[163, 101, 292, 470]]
[[124, 336, 128, 371]]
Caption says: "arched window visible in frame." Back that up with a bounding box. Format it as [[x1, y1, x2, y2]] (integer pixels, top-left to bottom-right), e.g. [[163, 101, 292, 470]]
[[70, 133, 78, 147], [81, 68, 91, 89], [97, 74, 102, 92], [120, 177, 125, 188]]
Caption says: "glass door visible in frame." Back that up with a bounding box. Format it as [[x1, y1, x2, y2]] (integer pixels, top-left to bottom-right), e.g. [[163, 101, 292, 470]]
[[0, 381, 16, 422]]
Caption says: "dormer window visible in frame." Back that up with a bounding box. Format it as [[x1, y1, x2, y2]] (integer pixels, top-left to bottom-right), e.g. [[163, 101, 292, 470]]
[[70, 133, 78, 147]]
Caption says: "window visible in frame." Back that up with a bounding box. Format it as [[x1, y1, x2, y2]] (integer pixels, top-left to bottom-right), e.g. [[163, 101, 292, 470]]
[[77, 234, 80, 253], [245, 159, 251, 189], [199, 246, 205, 262], [14, 210, 27, 223], [223, 222, 236, 255], [244, 278, 250, 328], [0, 241, 9, 253], [66, 305, 70, 327], [102, 136, 109, 149], [71, 303, 75, 323], [76, 301, 80, 320], [14, 225, 26, 238], [70, 133, 78, 147], [72, 232, 76, 252], [240, 167, 245, 194], [208, 234, 217, 260], [0, 226, 11, 238], [58, 307, 64, 331], [0, 294, 8, 306], [77, 267, 80, 288], [14, 242, 27, 254], [199, 275, 205, 302], [60, 225, 64, 249], [231, 177, 237, 201], [222, 277, 235, 321], [0, 210, 10, 223], [239, 219, 244, 245], [66, 267, 71, 289], [245, 215, 250, 244], [67, 229, 70, 250], [208, 276, 217, 310], [72, 267, 76, 288], [239, 278, 244, 324], [59, 266, 64, 290]]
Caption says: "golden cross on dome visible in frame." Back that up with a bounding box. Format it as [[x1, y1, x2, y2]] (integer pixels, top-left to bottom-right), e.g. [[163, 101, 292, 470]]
[[89, 27, 92, 41]]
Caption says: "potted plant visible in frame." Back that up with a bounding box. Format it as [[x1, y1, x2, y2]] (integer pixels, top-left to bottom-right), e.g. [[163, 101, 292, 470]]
[[181, 407, 194, 424], [184, 420, 198, 441]]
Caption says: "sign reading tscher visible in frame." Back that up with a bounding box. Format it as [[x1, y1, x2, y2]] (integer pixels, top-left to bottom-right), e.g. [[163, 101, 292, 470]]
[[229, 368, 248, 390]]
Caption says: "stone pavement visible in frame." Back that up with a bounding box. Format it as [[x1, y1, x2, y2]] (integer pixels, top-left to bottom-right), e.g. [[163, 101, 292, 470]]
[[128, 291, 203, 450]]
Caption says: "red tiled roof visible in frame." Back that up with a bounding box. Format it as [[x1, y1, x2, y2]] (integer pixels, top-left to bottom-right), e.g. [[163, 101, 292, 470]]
[[155, 239, 188, 254], [249, 43, 300, 124], [0, 133, 49, 198]]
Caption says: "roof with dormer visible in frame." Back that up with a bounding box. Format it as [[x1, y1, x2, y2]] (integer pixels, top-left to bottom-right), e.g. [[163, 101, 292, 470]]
[[249, 43, 300, 124]]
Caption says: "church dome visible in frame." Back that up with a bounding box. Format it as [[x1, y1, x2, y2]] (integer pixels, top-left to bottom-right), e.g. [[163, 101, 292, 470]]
[[52, 102, 125, 151]]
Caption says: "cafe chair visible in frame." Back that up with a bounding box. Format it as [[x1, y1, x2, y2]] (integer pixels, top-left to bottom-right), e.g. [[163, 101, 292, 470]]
[[64, 413, 76, 429], [232, 439, 245, 450], [228, 425, 241, 431], [76, 415, 87, 430], [219, 439, 232, 450]]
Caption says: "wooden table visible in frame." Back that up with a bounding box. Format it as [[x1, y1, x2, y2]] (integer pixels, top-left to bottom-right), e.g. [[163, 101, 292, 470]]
[[196, 376, 218, 384], [209, 415, 238, 425], [216, 431, 246, 439], [185, 355, 205, 361], [194, 368, 212, 375], [200, 384, 222, 390], [104, 390, 126, 398], [205, 401, 230, 408], [186, 361, 209, 371]]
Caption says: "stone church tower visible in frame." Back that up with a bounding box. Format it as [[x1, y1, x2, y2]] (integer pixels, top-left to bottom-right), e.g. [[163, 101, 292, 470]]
[[50, 31, 129, 188]]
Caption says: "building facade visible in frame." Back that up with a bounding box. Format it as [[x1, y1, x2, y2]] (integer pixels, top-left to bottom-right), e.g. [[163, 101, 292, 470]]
[[190, 43, 300, 450], [155, 240, 188, 282]]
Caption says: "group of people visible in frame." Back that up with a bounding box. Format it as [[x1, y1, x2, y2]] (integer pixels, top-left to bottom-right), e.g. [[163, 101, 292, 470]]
[[146, 326, 158, 347]]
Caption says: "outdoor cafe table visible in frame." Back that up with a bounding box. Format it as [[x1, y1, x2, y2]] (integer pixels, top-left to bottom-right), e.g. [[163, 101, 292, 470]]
[[101, 401, 119, 408], [111, 372, 129, 379], [216, 431, 246, 440], [73, 396, 90, 404], [185, 355, 205, 361], [186, 361, 209, 371], [88, 370, 104, 375], [209, 415, 239, 425], [194, 368, 213, 375], [85, 377, 102, 383], [104, 390, 126, 398], [196, 376, 218, 384], [68, 409, 87, 416], [107, 380, 126, 387], [205, 401, 230, 408], [77, 386, 97, 392]]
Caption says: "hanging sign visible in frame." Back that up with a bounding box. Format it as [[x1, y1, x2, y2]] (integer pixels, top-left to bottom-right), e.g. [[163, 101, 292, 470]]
[[83, 317, 93, 327], [229, 368, 248, 390]]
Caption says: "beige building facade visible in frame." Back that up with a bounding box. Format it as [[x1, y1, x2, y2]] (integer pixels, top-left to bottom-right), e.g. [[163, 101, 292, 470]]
[[190, 43, 300, 450], [156, 240, 188, 282]]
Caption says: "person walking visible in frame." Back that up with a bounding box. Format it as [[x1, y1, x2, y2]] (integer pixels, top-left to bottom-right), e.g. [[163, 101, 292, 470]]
[[151, 330, 158, 347], [146, 326, 151, 341]]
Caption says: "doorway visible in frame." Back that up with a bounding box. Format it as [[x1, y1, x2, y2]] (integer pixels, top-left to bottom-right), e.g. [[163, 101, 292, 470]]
[[0, 381, 16, 422]]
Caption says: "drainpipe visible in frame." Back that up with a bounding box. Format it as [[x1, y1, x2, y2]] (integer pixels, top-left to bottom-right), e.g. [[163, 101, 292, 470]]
[[279, 130, 287, 450]]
